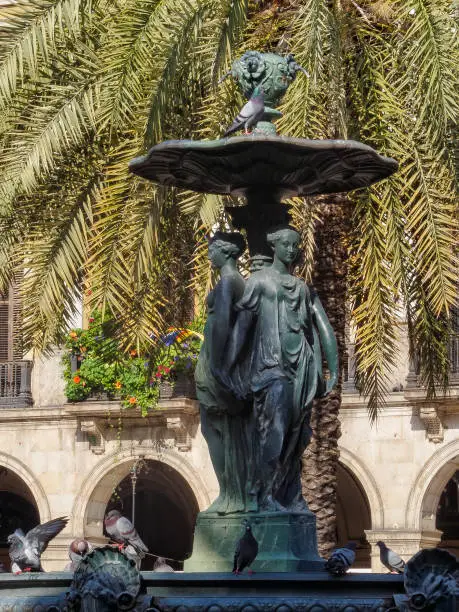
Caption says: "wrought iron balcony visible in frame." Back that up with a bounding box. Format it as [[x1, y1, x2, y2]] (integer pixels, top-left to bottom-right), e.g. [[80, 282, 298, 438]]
[[0, 361, 33, 408]]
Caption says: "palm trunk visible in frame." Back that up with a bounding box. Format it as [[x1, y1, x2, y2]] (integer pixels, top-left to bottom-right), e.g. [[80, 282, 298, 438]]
[[301, 196, 350, 558]]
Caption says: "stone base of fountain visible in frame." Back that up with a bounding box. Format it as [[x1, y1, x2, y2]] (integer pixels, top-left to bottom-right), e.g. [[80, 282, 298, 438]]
[[184, 510, 324, 572]]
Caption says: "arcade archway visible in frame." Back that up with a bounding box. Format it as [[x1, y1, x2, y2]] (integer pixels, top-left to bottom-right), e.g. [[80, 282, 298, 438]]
[[0, 466, 40, 570], [436, 468, 459, 556], [104, 459, 199, 569], [81, 454, 200, 570], [336, 462, 372, 568]]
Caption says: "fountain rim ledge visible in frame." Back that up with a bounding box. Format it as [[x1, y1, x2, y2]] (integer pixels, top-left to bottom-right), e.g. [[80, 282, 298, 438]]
[[129, 134, 398, 198]]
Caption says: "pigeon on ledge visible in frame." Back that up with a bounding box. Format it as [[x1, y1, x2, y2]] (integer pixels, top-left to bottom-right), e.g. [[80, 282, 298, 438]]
[[154, 556, 175, 572], [376, 540, 406, 573], [223, 87, 265, 137], [64, 538, 92, 572], [233, 520, 259, 575], [325, 542, 357, 576], [104, 509, 148, 557], [8, 516, 68, 573]]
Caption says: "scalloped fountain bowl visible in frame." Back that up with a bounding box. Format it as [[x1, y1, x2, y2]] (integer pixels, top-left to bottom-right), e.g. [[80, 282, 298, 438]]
[[129, 135, 398, 198]]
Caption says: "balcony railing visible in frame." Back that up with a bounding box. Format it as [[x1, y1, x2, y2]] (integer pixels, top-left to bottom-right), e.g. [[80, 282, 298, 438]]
[[0, 361, 33, 407], [344, 333, 459, 393]]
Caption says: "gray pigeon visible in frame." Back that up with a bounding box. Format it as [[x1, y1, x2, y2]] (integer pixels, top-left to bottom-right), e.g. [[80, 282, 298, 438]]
[[154, 556, 175, 572], [376, 540, 406, 573], [64, 538, 92, 572], [104, 509, 148, 556], [223, 87, 265, 137], [285, 53, 311, 78], [8, 516, 68, 573], [324, 542, 357, 576], [233, 520, 259, 575], [122, 543, 146, 569]]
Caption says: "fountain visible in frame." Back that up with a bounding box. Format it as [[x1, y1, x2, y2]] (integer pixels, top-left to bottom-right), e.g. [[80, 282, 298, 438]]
[[129, 50, 397, 573]]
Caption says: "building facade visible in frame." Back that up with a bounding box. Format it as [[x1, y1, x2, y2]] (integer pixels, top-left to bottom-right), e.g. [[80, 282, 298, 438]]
[[0, 286, 457, 573]]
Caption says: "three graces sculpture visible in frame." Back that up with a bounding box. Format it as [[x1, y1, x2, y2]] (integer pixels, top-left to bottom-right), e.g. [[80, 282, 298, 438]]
[[130, 50, 398, 569], [195, 227, 338, 516]]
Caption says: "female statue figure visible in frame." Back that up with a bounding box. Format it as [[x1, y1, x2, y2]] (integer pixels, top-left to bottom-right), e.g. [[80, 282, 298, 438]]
[[226, 225, 338, 513], [195, 232, 256, 514]]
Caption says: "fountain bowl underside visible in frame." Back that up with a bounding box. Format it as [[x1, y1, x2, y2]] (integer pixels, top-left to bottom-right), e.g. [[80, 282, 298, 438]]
[[129, 135, 398, 198]]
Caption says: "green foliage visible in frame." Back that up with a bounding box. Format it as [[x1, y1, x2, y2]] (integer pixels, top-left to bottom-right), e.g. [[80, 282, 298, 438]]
[[153, 334, 202, 383], [0, 0, 458, 419], [63, 310, 202, 413], [63, 310, 159, 414]]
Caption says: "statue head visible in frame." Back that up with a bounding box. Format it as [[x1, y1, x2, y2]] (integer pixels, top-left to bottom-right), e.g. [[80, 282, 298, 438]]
[[266, 226, 300, 266], [208, 231, 246, 269]]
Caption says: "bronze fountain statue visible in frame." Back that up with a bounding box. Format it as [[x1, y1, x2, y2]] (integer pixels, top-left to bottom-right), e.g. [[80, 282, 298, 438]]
[[130, 50, 398, 571]]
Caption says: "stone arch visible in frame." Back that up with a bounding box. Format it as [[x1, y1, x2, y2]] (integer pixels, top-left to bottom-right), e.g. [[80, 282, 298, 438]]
[[0, 451, 50, 522], [406, 439, 459, 531], [71, 446, 211, 537], [338, 446, 384, 529]]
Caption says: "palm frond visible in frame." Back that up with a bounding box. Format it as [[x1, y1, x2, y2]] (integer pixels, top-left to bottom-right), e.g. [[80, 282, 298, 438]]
[[395, 0, 459, 147], [277, 0, 331, 138], [0, 0, 105, 108], [206, 0, 248, 86], [0, 81, 98, 211], [348, 188, 401, 422], [19, 177, 98, 351]]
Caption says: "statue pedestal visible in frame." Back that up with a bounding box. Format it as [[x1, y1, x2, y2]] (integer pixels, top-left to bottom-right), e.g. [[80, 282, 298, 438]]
[[184, 511, 324, 572]]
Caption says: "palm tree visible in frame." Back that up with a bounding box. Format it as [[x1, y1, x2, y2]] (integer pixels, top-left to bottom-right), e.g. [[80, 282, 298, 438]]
[[0, 0, 457, 554]]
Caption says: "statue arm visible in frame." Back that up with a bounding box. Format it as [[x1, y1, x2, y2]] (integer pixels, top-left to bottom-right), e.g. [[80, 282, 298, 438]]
[[208, 278, 236, 369], [311, 288, 339, 394]]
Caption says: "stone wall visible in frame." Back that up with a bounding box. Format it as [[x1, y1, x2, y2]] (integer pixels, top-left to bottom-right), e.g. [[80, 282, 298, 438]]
[[0, 348, 458, 572]]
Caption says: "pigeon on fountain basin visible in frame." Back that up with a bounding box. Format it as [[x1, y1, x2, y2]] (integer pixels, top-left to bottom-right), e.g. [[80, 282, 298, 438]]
[[8, 516, 68, 573], [233, 520, 259, 575], [64, 538, 92, 572], [325, 542, 357, 576], [376, 540, 406, 573], [223, 87, 265, 137], [154, 556, 175, 572], [104, 509, 148, 557]]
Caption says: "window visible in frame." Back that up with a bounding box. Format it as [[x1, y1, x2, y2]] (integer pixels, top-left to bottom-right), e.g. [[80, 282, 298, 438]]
[[0, 287, 12, 361], [0, 280, 23, 362]]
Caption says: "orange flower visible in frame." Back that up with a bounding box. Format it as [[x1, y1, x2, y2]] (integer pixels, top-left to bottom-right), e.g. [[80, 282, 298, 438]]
[[129, 349, 137, 357], [69, 331, 78, 339], [114, 381, 122, 389], [128, 396, 137, 405], [80, 346, 87, 352], [73, 376, 81, 384]]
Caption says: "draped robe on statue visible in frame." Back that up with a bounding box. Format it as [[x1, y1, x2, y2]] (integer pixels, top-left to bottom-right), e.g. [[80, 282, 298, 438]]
[[227, 267, 325, 511], [195, 276, 256, 514]]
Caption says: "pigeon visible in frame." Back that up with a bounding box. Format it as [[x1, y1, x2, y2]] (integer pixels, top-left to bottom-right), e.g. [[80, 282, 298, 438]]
[[64, 538, 92, 572], [285, 53, 311, 78], [104, 509, 148, 556], [122, 543, 146, 569], [223, 87, 265, 137], [376, 540, 406, 573], [154, 556, 175, 572], [8, 516, 68, 573], [324, 542, 357, 576], [233, 520, 259, 575]]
